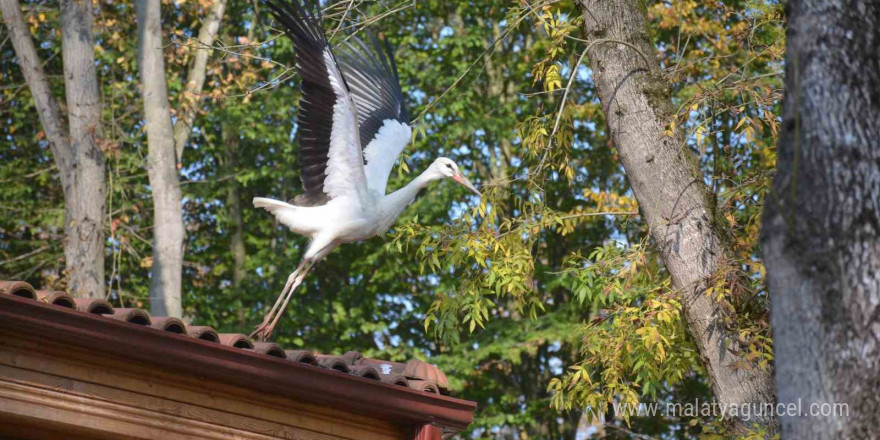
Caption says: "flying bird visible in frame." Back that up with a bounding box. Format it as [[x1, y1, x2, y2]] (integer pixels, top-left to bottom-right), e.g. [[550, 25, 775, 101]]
[[251, 0, 481, 341]]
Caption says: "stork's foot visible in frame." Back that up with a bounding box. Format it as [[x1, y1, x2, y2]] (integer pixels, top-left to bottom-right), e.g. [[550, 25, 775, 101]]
[[249, 321, 275, 342]]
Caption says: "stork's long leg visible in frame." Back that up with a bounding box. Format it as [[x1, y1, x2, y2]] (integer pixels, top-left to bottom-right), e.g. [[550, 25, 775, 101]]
[[259, 259, 317, 340], [250, 239, 338, 341], [250, 259, 308, 338]]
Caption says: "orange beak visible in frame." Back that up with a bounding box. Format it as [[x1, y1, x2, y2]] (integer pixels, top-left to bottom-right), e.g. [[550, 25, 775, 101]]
[[452, 173, 482, 197]]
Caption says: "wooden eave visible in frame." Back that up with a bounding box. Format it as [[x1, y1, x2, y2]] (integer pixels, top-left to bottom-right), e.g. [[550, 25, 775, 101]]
[[0, 294, 475, 438]]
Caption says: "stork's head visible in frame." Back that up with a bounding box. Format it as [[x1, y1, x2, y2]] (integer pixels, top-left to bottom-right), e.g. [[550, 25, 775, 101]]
[[431, 157, 481, 197]]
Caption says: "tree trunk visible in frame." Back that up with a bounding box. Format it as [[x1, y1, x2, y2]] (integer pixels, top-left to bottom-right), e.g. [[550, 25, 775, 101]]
[[228, 186, 246, 287], [4, 0, 106, 298], [761, 1, 880, 438], [228, 177, 247, 328], [173, 0, 227, 164], [576, 0, 777, 434], [59, 0, 106, 299], [223, 127, 247, 290], [137, 0, 184, 317]]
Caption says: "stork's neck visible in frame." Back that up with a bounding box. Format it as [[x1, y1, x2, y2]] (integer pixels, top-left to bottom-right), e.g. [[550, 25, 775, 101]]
[[377, 167, 441, 230]]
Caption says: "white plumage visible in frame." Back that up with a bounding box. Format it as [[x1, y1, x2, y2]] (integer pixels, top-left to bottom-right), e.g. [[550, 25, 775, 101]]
[[364, 119, 412, 196], [251, 0, 481, 340]]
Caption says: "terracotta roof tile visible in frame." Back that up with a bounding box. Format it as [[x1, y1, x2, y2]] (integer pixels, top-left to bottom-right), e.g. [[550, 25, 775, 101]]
[[35, 290, 75, 308], [112, 307, 151, 326], [350, 364, 382, 381], [361, 358, 450, 389], [405, 360, 450, 389], [285, 349, 319, 365], [381, 373, 411, 387], [316, 354, 351, 372], [342, 350, 363, 365], [0, 280, 36, 299], [187, 325, 220, 342], [0, 279, 454, 395], [73, 297, 115, 315], [253, 341, 287, 358], [150, 316, 187, 334], [409, 380, 442, 394], [219, 333, 255, 349]]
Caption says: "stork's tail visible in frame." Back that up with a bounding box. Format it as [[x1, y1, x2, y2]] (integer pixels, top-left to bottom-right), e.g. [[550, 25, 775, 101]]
[[253, 197, 294, 213], [253, 197, 303, 230]]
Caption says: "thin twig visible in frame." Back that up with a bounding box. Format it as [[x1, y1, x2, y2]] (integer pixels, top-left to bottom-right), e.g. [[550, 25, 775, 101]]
[[412, 2, 540, 123], [11, 255, 57, 280], [0, 246, 49, 267], [329, 0, 357, 39], [338, 0, 414, 42], [180, 172, 243, 185], [0, 165, 56, 183], [169, 33, 288, 71], [496, 210, 636, 239], [520, 0, 590, 44], [534, 35, 651, 173], [536, 46, 590, 173], [558, 211, 639, 221], [585, 38, 652, 67], [603, 423, 661, 440]]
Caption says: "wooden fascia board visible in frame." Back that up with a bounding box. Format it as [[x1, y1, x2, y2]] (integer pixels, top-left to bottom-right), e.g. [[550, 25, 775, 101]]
[[0, 294, 476, 431], [0, 351, 403, 440]]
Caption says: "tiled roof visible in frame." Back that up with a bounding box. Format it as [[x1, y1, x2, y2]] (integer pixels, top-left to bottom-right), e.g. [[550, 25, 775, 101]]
[[0, 279, 450, 394]]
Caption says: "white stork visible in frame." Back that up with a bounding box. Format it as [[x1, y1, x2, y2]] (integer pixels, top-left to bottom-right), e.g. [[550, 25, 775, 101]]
[[251, 0, 481, 340]]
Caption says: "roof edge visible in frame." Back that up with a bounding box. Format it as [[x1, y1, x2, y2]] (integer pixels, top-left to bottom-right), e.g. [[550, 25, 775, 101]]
[[0, 294, 475, 430]]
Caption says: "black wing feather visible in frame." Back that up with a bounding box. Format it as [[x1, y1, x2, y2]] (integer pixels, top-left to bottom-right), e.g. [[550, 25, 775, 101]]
[[335, 34, 409, 152], [263, 0, 339, 206]]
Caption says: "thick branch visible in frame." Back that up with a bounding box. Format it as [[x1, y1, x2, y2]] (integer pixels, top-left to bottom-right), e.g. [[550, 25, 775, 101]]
[[0, 0, 71, 186], [172, 0, 227, 165]]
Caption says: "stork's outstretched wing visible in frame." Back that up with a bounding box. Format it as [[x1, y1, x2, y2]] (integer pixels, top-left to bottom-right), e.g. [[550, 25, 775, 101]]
[[336, 35, 411, 196], [264, 0, 366, 206]]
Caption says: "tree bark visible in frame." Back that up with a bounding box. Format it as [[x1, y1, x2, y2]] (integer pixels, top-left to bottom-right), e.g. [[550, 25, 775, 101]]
[[761, 0, 880, 438], [173, 0, 227, 164], [228, 176, 247, 328], [222, 127, 247, 290], [576, 0, 777, 434], [137, 0, 184, 317], [59, 0, 106, 299], [228, 185, 246, 287], [2, 0, 106, 298]]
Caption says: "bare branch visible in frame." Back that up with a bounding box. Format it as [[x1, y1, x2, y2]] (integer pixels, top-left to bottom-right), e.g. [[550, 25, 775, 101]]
[[0, 0, 71, 180], [0, 245, 49, 267], [173, 0, 228, 165]]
